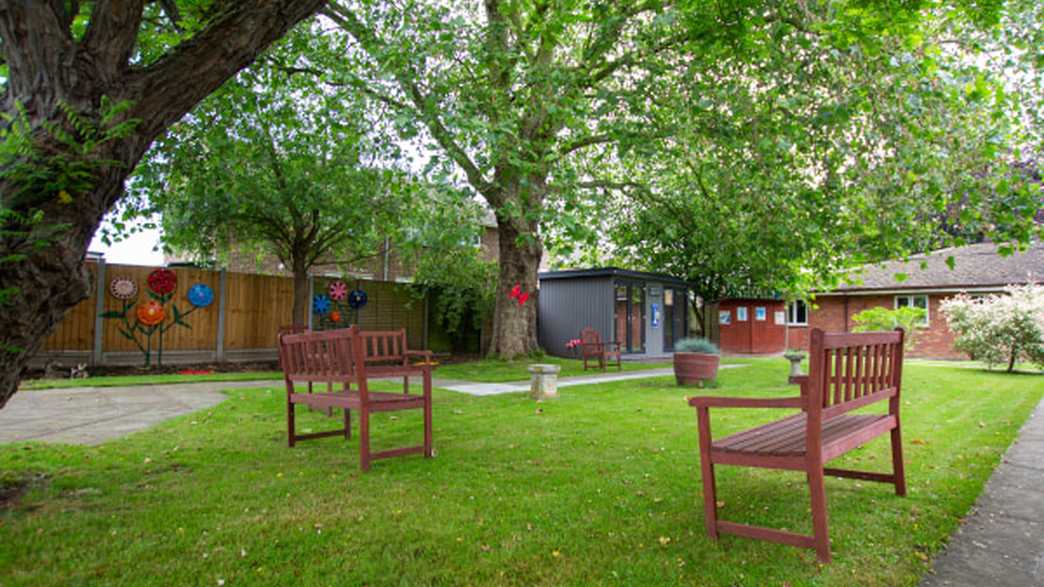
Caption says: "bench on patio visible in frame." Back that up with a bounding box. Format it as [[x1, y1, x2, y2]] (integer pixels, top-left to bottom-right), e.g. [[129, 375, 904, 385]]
[[688, 328, 907, 562], [579, 327, 622, 371], [278, 326, 434, 471]]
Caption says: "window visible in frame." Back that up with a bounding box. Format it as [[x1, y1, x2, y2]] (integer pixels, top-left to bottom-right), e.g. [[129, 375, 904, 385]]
[[787, 300, 808, 325], [755, 306, 766, 321], [736, 306, 748, 321], [461, 233, 482, 249], [895, 294, 930, 326]]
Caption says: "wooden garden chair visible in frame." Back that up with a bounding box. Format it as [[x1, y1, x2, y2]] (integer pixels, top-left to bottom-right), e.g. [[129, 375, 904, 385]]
[[688, 328, 906, 562], [579, 327, 622, 371], [278, 326, 434, 471]]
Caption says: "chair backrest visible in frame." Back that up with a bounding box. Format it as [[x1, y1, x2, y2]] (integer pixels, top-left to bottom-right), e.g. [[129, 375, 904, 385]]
[[278, 326, 365, 382], [807, 328, 905, 421], [358, 329, 409, 365], [580, 327, 602, 345]]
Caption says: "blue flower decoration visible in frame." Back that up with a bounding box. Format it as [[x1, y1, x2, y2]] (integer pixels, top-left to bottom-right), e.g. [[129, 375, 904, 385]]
[[186, 283, 214, 308], [347, 289, 368, 310], [313, 294, 332, 315]]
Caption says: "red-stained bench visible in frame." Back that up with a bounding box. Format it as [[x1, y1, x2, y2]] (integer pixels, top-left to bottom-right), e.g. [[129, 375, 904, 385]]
[[689, 328, 907, 562], [278, 326, 434, 471]]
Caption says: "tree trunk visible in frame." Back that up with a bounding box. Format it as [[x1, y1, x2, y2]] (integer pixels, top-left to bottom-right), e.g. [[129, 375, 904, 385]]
[[1007, 345, 1017, 373], [0, 0, 326, 410], [487, 216, 542, 359], [291, 262, 310, 328]]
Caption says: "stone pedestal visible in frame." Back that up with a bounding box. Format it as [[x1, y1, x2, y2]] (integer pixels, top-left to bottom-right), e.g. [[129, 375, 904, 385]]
[[528, 364, 561, 400], [783, 351, 806, 378]]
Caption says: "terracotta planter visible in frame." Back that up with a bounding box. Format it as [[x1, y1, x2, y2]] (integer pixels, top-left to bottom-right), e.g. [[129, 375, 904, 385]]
[[674, 352, 720, 385]]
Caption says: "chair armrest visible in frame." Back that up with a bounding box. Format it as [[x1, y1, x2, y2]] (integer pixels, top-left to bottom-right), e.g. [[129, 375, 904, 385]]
[[687, 396, 805, 409], [406, 350, 433, 358], [603, 341, 621, 350], [788, 375, 808, 386]]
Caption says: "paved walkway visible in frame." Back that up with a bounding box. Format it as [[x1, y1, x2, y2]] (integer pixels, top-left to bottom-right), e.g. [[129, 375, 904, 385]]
[[0, 380, 277, 445], [0, 366, 699, 445], [921, 399, 1044, 587]]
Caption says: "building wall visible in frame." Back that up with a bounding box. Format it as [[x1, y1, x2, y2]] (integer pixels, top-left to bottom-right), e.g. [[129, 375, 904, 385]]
[[787, 293, 965, 358], [537, 276, 614, 357], [716, 299, 787, 354]]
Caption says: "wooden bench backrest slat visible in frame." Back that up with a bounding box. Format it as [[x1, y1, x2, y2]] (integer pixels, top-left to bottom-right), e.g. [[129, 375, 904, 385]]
[[357, 329, 409, 365], [808, 328, 904, 420], [279, 327, 362, 381]]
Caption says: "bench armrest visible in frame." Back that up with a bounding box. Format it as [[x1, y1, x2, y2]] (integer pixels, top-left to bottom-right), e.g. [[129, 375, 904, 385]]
[[687, 396, 805, 409], [406, 350, 435, 365]]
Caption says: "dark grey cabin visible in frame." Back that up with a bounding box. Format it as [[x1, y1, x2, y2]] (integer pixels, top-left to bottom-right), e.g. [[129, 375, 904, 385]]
[[538, 268, 690, 358]]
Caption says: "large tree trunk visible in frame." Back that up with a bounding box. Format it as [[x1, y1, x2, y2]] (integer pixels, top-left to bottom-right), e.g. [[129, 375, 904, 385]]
[[0, 1, 326, 409], [487, 215, 542, 359], [291, 262, 310, 328]]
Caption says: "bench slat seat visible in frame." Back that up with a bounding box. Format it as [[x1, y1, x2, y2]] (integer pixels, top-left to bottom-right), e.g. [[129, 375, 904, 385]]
[[713, 413, 892, 457], [690, 328, 907, 563]]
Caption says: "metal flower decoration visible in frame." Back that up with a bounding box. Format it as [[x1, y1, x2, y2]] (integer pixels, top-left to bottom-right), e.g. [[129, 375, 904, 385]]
[[186, 283, 214, 308], [136, 301, 165, 326], [147, 268, 177, 295], [109, 277, 138, 300], [330, 310, 342, 323], [347, 289, 368, 310], [329, 280, 348, 301], [313, 294, 332, 315]]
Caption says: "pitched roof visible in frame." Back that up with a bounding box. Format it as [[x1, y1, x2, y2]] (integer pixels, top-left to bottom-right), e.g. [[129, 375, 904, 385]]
[[833, 241, 1043, 293]]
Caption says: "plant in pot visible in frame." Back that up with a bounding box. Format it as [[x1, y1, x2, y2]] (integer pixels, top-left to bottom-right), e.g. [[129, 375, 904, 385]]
[[673, 338, 721, 386]]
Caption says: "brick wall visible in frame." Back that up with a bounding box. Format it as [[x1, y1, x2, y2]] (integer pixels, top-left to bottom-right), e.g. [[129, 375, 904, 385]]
[[787, 293, 965, 359]]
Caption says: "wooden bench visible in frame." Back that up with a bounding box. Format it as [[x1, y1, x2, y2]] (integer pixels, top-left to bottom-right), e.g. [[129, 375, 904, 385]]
[[688, 328, 906, 562], [579, 327, 622, 371], [278, 326, 434, 471]]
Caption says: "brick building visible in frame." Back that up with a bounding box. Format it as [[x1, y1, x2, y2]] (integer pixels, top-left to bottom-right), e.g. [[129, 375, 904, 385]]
[[786, 242, 1043, 358]]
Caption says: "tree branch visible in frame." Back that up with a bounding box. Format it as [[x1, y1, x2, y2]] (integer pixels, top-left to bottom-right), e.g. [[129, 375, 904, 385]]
[[81, 0, 146, 71], [128, 0, 327, 149]]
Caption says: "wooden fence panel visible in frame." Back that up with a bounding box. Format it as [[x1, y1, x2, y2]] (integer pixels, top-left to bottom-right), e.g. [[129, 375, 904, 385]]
[[41, 262, 97, 351], [101, 264, 222, 352], [223, 271, 295, 349], [314, 277, 424, 349]]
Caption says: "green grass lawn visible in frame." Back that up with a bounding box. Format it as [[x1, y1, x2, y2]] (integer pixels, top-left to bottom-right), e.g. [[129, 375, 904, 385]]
[[1, 359, 1039, 586], [434, 355, 676, 382], [19, 371, 284, 390]]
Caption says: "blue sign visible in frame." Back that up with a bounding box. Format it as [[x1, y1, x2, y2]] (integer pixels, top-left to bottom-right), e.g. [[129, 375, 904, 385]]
[[651, 303, 661, 327]]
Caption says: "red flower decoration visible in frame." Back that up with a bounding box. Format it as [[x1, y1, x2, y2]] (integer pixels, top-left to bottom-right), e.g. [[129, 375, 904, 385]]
[[517, 291, 530, 306], [136, 301, 165, 326], [330, 310, 342, 323], [147, 268, 177, 295], [509, 283, 522, 299]]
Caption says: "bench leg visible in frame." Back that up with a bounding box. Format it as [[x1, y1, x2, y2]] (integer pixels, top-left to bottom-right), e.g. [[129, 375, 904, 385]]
[[696, 407, 718, 539], [891, 422, 907, 497], [808, 467, 832, 563], [403, 375, 409, 395], [423, 372, 433, 458], [359, 406, 371, 471], [344, 409, 351, 440], [287, 400, 296, 448]]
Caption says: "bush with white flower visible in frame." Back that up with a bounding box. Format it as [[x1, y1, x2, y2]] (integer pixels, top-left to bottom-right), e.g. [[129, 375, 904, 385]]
[[940, 284, 1044, 372]]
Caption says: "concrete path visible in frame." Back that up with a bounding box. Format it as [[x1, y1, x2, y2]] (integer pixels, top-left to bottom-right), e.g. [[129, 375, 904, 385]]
[[437, 365, 749, 396], [0, 380, 277, 445], [921, 399, 1044, 587]]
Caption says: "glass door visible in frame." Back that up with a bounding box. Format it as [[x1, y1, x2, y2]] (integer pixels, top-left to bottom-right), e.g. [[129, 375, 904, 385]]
[[664, 288, 687, 351], [614, 282, 646, 353]]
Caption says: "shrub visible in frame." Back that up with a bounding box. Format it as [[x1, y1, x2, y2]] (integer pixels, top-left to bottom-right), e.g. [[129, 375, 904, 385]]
[[940, 284, 1044, 372], [851, 306, 926, 351], [675, 338, 719, 354]]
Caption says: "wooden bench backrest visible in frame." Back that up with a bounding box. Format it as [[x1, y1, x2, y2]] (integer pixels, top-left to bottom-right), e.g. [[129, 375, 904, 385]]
[[808, 328, 905, 420], [278, 326, 366, 382], [580, 327, 602, 345], [358, 329, 408, 365]]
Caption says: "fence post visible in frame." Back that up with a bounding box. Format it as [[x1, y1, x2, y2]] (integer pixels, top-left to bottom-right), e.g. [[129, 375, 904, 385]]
[[215, 269, 227, 361], [307, 275, 314, 330], [91, 259, 106, 365]]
